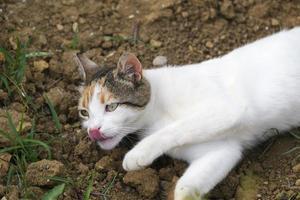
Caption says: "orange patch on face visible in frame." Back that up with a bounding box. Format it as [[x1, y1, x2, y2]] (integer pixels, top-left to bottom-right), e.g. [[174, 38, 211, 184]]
[[98, 87, 115, 105], [100, 93, 105, 104], [81, 83, 96, 108]]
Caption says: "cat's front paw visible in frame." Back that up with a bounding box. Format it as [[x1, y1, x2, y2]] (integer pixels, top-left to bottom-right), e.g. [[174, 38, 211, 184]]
[[175, 186, 203, 200], [122, 148, 155, 171]]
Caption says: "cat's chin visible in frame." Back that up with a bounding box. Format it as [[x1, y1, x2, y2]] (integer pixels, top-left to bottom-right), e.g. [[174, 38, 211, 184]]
[[96, 136, 122, 150]]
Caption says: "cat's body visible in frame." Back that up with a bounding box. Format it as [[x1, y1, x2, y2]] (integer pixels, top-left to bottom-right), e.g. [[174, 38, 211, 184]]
[[75, 27, 300, 200]]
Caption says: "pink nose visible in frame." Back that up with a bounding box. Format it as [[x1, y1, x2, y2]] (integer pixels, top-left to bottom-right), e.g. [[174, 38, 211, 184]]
[[88, 128, 106, 141]]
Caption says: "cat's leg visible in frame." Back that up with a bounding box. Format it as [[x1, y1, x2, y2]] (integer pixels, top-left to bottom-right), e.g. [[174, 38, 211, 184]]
[[174, 141, 242, 200], [123, 98, 245, 171]]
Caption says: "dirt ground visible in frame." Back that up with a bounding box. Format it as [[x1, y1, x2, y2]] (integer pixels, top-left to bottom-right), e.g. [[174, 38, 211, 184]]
[[0, 0, 300, 199]]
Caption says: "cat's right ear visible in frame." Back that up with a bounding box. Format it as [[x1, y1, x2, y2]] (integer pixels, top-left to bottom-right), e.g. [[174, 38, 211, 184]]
[[74, 53, 98, 84]]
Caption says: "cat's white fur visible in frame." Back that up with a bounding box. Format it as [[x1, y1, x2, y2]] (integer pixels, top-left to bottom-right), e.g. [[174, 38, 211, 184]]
[[84, 27, 300, 199]]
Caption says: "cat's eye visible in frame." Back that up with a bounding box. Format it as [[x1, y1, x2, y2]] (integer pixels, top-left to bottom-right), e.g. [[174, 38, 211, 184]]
[[79, 109, 89, 119], [105, 103, 119, 112]]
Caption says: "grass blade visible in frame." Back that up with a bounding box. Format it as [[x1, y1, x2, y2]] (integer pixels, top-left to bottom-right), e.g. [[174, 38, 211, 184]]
[[23, 138, 51, 159], [84, 172, 95, 200], [41, 183, 65, 200], [44, 94, 62, 132], [25, 51, 52, 58]]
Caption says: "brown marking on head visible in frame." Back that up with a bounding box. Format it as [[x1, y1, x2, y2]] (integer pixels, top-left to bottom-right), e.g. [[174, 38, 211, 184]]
[[76, 52, 151, 110], [80, 83, 96, 108]]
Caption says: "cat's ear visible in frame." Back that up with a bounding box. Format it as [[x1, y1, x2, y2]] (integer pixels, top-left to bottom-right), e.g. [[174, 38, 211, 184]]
[[117, 52, 143, 82], [74, 53, 98, 83]]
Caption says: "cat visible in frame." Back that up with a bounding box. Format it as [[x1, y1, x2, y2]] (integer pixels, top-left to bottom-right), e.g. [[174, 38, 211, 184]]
[[74, 27, 300, 200]]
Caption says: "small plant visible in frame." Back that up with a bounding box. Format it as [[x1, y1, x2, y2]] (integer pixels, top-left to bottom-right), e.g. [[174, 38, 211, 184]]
[[83, 171, 95, 200], [283, 130, 300, 160], [0, 112, 51, 197], [44, 94, 62, 133], [70, 32, 80, 50], [41, 183, 66, 200], [0, 42, 51, 109]]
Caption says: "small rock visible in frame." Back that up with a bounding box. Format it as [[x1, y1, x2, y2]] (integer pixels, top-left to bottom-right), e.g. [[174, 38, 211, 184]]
[[25, 159, 65, 186], [33, 60, 49, 72], [0, 52, 5, 62], [159, 167, 175, 181], [292, 163, 300, 173], [271, 19, 280, 26], [150, 39, 162, 48], [9, 37, 18, 50], [0, 184, 5, 196], [5, 185, 19, 200], [123, 168, 159, 198], [72, 22, 78, 33], [220, 0, 235, 19], [74, 138, 92, 157], [205, 41, 214, 49], [235, 171, 260, 200], [0, 89, 8, 102], [27, 186, 45, 199], [153, 56, 167, 66], [0, 153, 12, 178], [295, 179, 300, 186], [45, 87, 65, 107], [38, 34, 48, 45], [101, 41, 113, 49], [248, 3, 269, 18], [181, 11, 189, 18], [56, 24, 64, 31], [62, 0, 75, 5], [78, 163, 89, 174], [95, 156, 114, 172]]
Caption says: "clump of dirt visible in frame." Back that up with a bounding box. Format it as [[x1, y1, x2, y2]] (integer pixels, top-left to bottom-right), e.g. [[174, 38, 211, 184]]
[[25, 159, 65, 186], [0, 153, 11, 179], [1, 0, 300, 199], [123, 168, 159, 198]]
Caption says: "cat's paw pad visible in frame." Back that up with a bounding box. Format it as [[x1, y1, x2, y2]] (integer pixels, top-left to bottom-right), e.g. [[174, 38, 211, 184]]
[[122, 149, 152, 171], [175, 186, 203, 200]]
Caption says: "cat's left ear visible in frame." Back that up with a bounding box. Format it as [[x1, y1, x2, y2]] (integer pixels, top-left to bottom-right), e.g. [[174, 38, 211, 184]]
[[74, 53, 98, 84], [117, 52, 143, 82]]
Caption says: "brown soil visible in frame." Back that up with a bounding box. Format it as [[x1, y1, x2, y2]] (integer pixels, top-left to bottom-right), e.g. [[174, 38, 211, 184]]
[[1, 0, 300, 199]]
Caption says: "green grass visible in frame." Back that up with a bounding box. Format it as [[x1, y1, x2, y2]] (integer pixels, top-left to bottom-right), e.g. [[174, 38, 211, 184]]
[[44, 94, 62, 133], [70, 32, 80, 50], [83, 171, 95, 200], [0, 41, 51, 110], [41, 183, 65, 200], [283, 130, 300, 160], [0, 111, 51, 197]]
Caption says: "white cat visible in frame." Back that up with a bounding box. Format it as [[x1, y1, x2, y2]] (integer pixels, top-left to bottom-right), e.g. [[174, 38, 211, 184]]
[[76, 27, 300, 200]]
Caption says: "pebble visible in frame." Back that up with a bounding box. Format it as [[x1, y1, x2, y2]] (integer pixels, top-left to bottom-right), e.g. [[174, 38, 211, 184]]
[[33, 60, 49, 72], [95, 156, 114, 172], [150, 39, 162, 48], [295, 179, 300, 186], [271, 18, 280, 26], [220, 0, 235, 19], [181, 11, 189, 18], [72, 22, 78, 32], [205, 41, 214, 49], [153, 56, 167, 66], [292, 163, 300, 173], [123, 168, 159, 198], [56, 24, 64, 31], [0, 153, 12, 178]]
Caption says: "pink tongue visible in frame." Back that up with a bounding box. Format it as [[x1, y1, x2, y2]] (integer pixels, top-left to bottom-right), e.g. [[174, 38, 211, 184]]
[[89, 129, 104, 141]]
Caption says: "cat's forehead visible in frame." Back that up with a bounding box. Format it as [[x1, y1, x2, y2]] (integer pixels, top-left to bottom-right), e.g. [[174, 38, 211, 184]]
[[80, 78, 115, 108], [79, 69, 151, 109]]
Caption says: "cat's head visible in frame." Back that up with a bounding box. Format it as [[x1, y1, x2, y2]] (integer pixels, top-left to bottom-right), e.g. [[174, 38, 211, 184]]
[[74, 52, 150, 150]]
